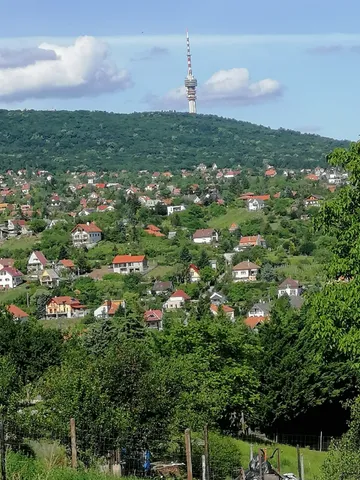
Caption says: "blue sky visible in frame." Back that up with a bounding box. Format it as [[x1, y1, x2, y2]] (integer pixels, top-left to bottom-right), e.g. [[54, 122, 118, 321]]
[[1, 0, 360, 140]]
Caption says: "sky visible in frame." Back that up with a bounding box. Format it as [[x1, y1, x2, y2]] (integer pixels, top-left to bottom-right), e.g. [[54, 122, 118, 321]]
[[1, 0, 360, 140]]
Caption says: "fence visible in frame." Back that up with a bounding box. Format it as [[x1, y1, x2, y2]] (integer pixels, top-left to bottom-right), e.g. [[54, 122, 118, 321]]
[[0, 418, 338, 480], [242, 432, 336, 452]]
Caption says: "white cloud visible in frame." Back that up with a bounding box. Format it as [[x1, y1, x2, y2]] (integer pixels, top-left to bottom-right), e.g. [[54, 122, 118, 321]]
[[0, 36, 133, 102], [130, 46, 169, 62], [147, 68, 282, 110]]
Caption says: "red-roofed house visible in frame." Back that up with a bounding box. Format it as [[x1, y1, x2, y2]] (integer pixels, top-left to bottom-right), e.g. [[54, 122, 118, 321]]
[[0, 267, 23, 289], [7, 304, 29, 321], [244, 316, 268, 329], [58, 259, 75, 270], [237, 235, 266, 250], [144, 310, 163, 330], [71, 222, 102, 247], [21, 183, 30, 194], [94, 299, 125, 318], [210, 304, 235, 321], [265, 168, 277, 177], [45, 296, 88, 319], [27, 251, 48, 275], [0, 258, 15, 269], [112, 255, 147, 274], [164, 290, 191, 310], [305, 174, 319, 181]]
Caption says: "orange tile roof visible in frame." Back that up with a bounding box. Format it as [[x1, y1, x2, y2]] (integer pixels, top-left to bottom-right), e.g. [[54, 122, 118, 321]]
[[7, 304, 28, 318], [59, 259, 75, 268], [112, 255, 145, 264], [210, 304, 234, 314], [72, 222, 102, 233], [144, 229, 165, 237], [244, 316, 268, 328]]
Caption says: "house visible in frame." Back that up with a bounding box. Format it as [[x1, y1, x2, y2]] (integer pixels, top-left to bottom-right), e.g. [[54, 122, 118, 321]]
[[265, 168, 277, 177], [39, 269, 60, 288], [0, 267, 23, 289], [21, 183, 30, 194], [192, 228, 219, 244], [139, 196, 160, 209], [152, 280, 173, 295], [71, 222, 102, 248], [78, 208, 96, 217], [112, 255, 147, 274], [278, 278, 303, 298], [210, 304, 235, 321], [236, 235, 266, 251], [144, 310, 163, 330], [96, 205, 115, 213], [304, 195, 323, 207], [45, 296, 88, 319], [305, 174, 319, 181], [189, 264, 201, 282], [167, 205, 186, 215], [247, 198, 265, 212], [144, 225, 165, 237], [7, 304, 29, 321], [210, 292, 227, 306], [27, 251, 48, 275], [232, 261, 260, 282], [7, 219, 30, 237], [164, 290, 191, 310], [94, 299, 125, 318], [244, 316, 268, 329], [229, 223, 239, 233], [0, 258, 14, 269], [248, 302, 271, 317], [58, 259, 75, 271]]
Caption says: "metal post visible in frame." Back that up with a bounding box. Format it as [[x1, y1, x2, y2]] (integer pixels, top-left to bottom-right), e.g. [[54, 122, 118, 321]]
[[259, 450, 263, 480], [202, 455, 206, 480], [204, 425, 210, 480], [319, 431, 323, 452], [185, 429, 193, 480], [277, 448, 281, 474], [70, 418, 77, 469], [250, 444, 253, 461], [297, 445, 302, 480], [0, 421, 6, 480], [300, 454, 305, 480]]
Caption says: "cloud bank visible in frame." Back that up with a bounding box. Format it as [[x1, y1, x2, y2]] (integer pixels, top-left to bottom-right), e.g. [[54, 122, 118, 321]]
[[146, 68, 282, 110], [0, 36, 133, 102], [307, 44, 360, 54], [131, 46, 169, 62]]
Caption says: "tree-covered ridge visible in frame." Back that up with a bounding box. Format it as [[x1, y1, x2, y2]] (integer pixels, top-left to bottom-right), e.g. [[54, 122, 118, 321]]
[[0, 110, 349, 172]]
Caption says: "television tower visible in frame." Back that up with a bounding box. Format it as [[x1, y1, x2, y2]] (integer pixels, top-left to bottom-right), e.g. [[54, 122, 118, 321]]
[[184, 30, 197, 114]]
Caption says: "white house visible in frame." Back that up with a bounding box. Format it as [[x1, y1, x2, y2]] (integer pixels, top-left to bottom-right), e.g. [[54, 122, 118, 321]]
[[164, 290, 191, 310], [192, 228, 219, 244], [248, 302, 271, 318], [7, 219, 31, 237], [189, 264, 201, 283], [247, 198, 265, 212], [112, 255, 147, 274], [27, 251, 48, 275], [232, 261, 260, 282], [94, 300, 125, 319], [71, 222, 102, 248], [167, 205, 186, 216], [0, 267, 23, 289], [277, 278, 303, 298], [139, 196, 160, 209], [304, 195, 322, 208]]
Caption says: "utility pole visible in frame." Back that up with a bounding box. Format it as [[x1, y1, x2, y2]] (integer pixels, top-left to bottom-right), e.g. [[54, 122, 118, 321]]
[[185, 429, 193, 480], [0, 420, 6, 480], [204, 425, 210, 480]]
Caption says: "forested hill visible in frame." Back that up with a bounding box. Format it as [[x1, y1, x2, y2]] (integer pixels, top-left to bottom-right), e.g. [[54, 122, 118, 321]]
[[0, 110, 349, 172]]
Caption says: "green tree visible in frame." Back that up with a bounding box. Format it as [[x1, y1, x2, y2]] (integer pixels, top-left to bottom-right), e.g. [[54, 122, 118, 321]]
[[198, 249, 210, 269]]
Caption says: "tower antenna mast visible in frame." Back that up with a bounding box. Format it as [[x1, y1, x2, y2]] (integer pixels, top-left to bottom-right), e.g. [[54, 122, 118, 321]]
[[184, 30, 197, 114]]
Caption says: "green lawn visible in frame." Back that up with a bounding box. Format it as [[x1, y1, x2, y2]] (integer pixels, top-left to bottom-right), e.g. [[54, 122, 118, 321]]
[[41, 317, 84, 330], [209, 208, 264, 229], [0, 235, 39, 252], [144, 264, 177, 279], [0, 284, 28, 304], [276, 256, 326, 283], [237, 439, 325, 480]]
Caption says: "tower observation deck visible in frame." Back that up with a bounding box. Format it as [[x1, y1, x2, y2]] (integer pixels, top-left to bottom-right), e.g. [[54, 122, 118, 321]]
[[185, 30, 197, 114]]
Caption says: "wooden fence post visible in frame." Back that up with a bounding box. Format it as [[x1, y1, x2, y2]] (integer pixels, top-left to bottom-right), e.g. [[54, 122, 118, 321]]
[[296, 445, 302, 480], [0, 420, 6, 480], [70, 418, 77, 469], [185, 429, 193, 480]]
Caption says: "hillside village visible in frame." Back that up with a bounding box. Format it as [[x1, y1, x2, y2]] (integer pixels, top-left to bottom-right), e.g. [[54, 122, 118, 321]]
[[0, 162, 346, 330]]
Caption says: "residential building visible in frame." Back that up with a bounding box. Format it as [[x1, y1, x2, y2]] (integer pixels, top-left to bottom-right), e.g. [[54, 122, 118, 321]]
[[7, 304, 29, 321], [247, 198, 265, 212], [0, 267, 23, 289], [265, 168, 277, 177], [210, 304, 235, 321], [144, 310, 163, 330], [244, 316, 268, 329], [39, 269, 60, 288], [209, 292, 227, 306], [0, 258, 14, 269], [229, 223, 239, 233], [94, 299, 125, 319], [71, 222, 102, 248], [46, 296, 88, 319], [304, 195, 323, 208], [164, 290, 191, 310], [232, 261, 260, 282], [167, 205, 186, 215], [248, 302, 271, 317], [27, 251, 48, 275], [152, 280, 173, 295], [192, 228, 219, 244], [139, 196, 160, 209], [112, 255, 147, 274], [189, 264, 201, 282], [236, 235, 266, 251], [277, 278, 303, 298], [57, 259, 75, 271], [7, 219, 30, 237]]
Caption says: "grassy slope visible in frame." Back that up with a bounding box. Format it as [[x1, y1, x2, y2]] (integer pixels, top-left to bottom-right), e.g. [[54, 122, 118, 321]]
[[209, 208, 264, 229], [0, 284, 27, 303], [0, 235, 38, 251], [237, 440, 325, 480]]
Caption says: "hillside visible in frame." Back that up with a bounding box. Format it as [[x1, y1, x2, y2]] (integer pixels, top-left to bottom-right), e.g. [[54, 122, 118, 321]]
[[0, 110, 349, 172]]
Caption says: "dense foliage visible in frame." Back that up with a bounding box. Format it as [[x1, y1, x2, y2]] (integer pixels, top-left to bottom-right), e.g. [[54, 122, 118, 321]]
[[0, 110, 348, 172]]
